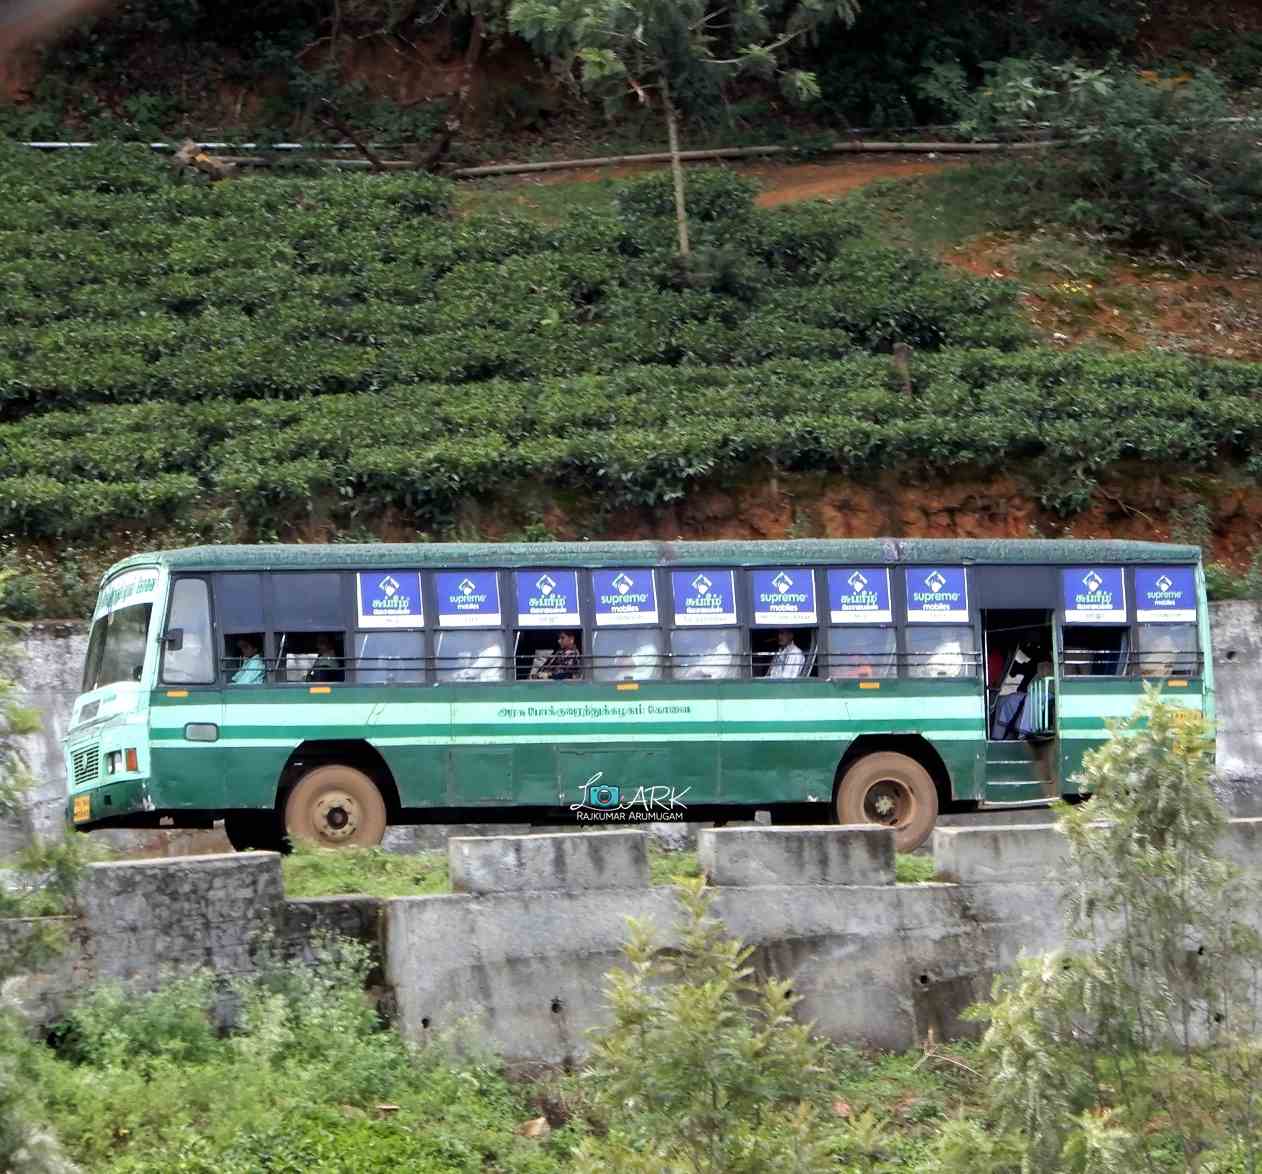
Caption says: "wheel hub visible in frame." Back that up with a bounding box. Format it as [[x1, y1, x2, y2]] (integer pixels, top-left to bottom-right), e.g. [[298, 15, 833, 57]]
[[312, 790, 360, 841], [863, 778, 911, 828]]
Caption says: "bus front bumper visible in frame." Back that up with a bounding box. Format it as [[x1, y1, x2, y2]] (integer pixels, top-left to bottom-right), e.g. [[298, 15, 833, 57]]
[[68, 778, 155, 828]]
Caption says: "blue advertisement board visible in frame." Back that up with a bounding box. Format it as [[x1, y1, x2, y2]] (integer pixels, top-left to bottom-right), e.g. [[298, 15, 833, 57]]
[[592, 569, 658, 626], [671, 569, 737, 626], [356, 570, 423, 629], [515, 569, 581, 627], [1062, 567, 1126, 623], [750, 568, 816, 625], [435, 570, 501, 627], [905, 566, 969, 623], [1135, 566, 1196, 623], [827, 567, 893, 624]]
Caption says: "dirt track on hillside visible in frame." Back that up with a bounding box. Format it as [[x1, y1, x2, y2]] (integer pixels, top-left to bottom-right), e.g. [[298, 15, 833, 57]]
[[525, 153, 963, 203], [746, 157, 963, 204]]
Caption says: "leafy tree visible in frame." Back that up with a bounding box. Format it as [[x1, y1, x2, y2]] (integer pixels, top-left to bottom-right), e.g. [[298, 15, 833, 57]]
[[934, 689, 1262, 1173], [508, 0, 860, 255], [574, 875, 836, 1173]]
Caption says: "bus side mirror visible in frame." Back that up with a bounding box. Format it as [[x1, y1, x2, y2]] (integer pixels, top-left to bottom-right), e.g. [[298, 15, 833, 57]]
[[164, 628, 184, 652]]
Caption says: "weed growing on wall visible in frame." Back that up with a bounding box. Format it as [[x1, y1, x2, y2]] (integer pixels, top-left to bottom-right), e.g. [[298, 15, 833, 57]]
[[933, 690, 1262, 1172]]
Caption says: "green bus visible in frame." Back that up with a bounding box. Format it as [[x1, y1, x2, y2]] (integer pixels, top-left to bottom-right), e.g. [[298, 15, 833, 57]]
[[63, 539, 1211, 853]]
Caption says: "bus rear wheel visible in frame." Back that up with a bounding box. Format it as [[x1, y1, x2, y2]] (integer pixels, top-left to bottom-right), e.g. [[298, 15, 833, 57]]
[[836, 752, 938, 854], [284, 765, 388, 849]]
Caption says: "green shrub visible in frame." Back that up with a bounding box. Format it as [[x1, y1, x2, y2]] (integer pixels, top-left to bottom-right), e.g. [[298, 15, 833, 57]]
[[614, 166, 760, 226], [576, 876, 838, 1172], [927, 61, 1262, 256], [33, 938, 572, 1173]]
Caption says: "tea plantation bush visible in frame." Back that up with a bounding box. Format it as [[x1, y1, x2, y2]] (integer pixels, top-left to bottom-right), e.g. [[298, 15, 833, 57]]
[[0, 146, 1027, 417], [1, 350, 1258, 537], [1, 144, 1260, 544]]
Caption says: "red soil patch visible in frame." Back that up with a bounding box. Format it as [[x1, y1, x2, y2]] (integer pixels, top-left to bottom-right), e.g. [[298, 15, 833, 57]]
[[940, 236, 1262, 362], [748, 157, 965, 206]]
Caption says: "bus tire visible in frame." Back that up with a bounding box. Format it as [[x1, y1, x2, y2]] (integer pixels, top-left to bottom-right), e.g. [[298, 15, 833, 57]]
[[284, 765, 388, 849], [835, 752, 938, 854]]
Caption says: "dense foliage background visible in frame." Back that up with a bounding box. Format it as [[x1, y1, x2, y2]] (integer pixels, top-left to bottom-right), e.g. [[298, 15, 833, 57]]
[[9, 0, 1259, 141]]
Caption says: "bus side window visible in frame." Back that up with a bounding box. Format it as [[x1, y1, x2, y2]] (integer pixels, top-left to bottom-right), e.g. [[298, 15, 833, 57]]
[[591, 629, 664, 682], [276, 631, 345, 683], [1137, 623, 1199, 677], [356, 632, 425, 684], [436, 630, 507, 683], [827, 627, 896, 679], [1062, 625, 1129, 676], [750, 628, 814, 678], [670, 628, 741, 681], [906, 625, 976, 678], [162, 579, 214, 685], [224, 633, 266, 684], [516, 629, 583, 682]]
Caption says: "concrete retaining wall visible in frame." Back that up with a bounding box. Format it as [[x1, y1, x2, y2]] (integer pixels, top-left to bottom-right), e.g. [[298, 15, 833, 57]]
[[2, 852, 382, 1024], [4, 822, 1259, 1057], [384, 820, 1261, 1062]]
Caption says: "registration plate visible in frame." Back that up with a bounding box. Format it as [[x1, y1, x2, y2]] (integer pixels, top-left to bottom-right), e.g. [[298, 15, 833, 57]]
[[73, 795, 90, 822]]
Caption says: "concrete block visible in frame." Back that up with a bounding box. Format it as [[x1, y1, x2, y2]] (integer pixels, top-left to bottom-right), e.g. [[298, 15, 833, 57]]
[[80, 852, 285, 981], [449, 831, 650, 894], [933, 823, 1068, 884], [698, 825, 895, 887], [386, 889, 678, 1062], [1212, 602, 1262, 815]]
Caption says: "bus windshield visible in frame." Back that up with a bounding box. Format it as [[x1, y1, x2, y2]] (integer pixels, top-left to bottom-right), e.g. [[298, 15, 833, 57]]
[[82, 602, 153, 692]]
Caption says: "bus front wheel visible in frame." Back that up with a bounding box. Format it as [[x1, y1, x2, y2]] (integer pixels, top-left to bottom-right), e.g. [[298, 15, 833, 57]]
[[284, 765, 388, 849], [835, 752, 938, 854]]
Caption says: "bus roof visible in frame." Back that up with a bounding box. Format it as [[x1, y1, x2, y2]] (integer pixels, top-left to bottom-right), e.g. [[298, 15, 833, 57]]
[[102, 538, 1202, 582]]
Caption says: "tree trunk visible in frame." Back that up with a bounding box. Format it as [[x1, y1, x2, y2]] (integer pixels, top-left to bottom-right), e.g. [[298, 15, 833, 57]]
[[455, 10, 486, 132], [660, 75, 690, 257]]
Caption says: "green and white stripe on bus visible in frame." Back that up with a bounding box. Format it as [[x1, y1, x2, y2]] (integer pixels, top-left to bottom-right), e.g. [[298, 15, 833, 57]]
[[150, 689, 987, 750]]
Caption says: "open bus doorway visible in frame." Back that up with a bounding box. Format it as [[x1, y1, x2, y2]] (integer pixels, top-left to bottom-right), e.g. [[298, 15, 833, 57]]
[[982, 609, 1058, 801]]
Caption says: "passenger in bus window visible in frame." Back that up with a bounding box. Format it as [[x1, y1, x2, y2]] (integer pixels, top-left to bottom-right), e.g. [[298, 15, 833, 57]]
[[767, 630, 806, 679], [531, 631, 582, 681], [306, 634, 345, 683], [229, 636, 266, 685]]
